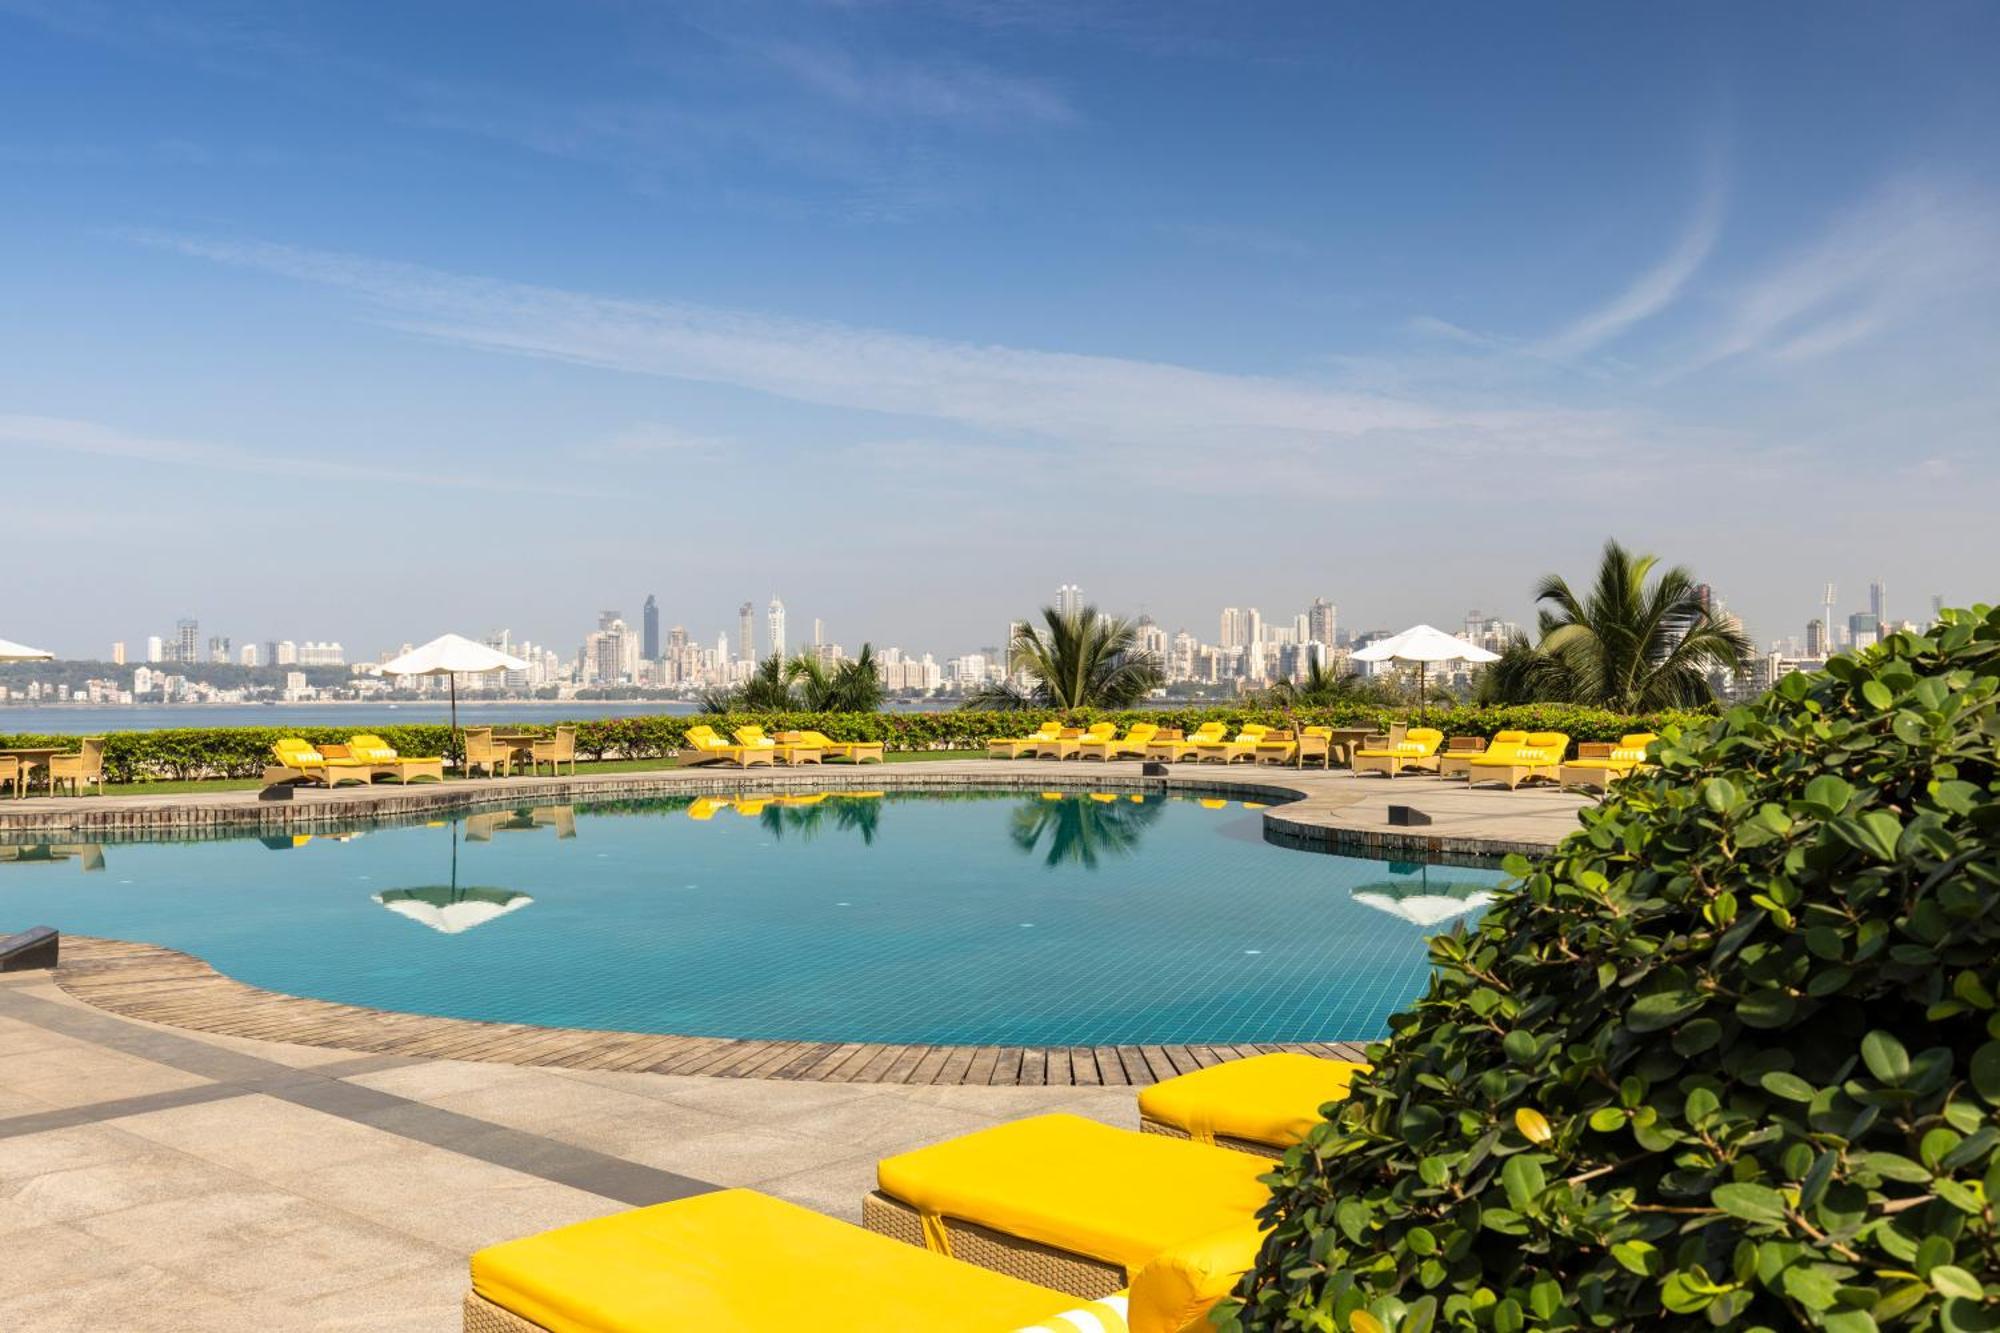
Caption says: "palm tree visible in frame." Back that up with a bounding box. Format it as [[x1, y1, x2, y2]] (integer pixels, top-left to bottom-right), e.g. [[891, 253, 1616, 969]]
[[1527, 540, 1752, 710], [832, 643, 885, 712], [737, 653, 795, 711], [784, 652, 838, 711], [964, 605, 1163, 711], [1261, 658, 1400, 708]]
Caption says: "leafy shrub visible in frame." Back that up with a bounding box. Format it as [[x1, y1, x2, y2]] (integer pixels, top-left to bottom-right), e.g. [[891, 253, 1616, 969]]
[[1224, 606, 2000, 1332]]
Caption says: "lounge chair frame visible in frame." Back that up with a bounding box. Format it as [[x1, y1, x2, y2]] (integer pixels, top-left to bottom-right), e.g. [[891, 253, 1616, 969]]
[[862, 1191, 1123, 1300], [1138, 1116, 1286, 1161]]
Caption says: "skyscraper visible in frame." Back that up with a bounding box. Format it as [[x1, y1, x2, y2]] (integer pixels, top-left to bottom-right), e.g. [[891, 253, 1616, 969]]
[[110, 641, 125, 665], [768, 596, 786, 660], [1806, 618, 1828, 658], [175, 617, 198, 664], [1219, 607, 1244, 649], [1869, 579, 1885, 624], [1056, 583, 1082, 618], [1307, 597, 1336, 645], [642, 594, 659, 661], [737, 602, 755, 662]]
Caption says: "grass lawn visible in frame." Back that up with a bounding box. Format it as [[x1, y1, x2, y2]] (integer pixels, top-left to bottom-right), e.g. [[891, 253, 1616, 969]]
[[89, 749, 990, 797]]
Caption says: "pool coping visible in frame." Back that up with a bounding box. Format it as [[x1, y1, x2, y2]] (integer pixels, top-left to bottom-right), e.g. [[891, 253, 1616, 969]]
[[51, 935, 1373, 1088], [0, 759, 1583, 861]]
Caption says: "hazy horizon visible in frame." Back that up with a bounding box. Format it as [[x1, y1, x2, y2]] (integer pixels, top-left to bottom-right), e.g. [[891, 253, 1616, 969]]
[[3, 1, 1995, 660]]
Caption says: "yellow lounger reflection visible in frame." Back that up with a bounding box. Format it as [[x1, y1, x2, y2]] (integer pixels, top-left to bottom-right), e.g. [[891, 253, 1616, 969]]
[[686, 797, 732, 820]]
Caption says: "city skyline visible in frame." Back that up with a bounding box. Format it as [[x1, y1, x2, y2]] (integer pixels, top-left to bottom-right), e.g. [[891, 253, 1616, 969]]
[[3, 3, 1996, 654], [33, 567, 1937, 676]]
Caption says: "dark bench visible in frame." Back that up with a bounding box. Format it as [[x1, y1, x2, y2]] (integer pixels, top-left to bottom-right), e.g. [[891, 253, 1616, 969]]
[[0, 926, 58, 972]]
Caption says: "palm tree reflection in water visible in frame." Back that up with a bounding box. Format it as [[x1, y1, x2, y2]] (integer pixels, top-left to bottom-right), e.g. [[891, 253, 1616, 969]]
[[1009, 793, 1167, 870], [755, 793, 884, 847]]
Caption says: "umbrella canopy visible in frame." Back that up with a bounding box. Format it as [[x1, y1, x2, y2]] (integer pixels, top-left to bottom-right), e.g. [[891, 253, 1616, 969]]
[[1350, 624, 1500, 716], [1351, 624, 1501, 665], [1350, 865, 1497, 927], [373, 886, 534, 934], [380, 633, 529, 736], [0, 637, 54, 662]]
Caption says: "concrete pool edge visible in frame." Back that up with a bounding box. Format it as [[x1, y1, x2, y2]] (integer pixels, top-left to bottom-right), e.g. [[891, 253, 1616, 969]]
[[50, 935, 1374, 1087], [0, 758, 1588, 862]]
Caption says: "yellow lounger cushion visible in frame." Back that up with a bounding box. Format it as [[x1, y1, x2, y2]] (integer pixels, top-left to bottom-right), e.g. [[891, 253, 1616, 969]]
[[471, 1189, 1074, 1333], [1128, 1220, 1267, 1333], [875, 1113, 1270, 1275], [1138, 1052, 1369, 1149]]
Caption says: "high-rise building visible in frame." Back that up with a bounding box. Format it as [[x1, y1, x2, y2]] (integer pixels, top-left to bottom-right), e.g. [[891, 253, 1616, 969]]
[[1219, 607, 1245, 649], [239, 644, 259, 667], [1056, 584, 1082, 618], [1869, 579, 1886, 624], [767, 597, 786, 660], [1848, 612, 1881, 649], [208, 636, 231, 663], [1933, 593, 1945, 621], [1246, 608, 1264, 649], [812, 618, 824, 648], [1307, 597, 1336, 646], [737, 603, 755, 662], [642, 595, 660, 661], [1006, 620, 1030, 675], [274, 640, 298, 666], [1805, 618, 1828, 659], [110, 641, 126, 665], [145, 635, 163, 663], [174, 618, 198, 664]]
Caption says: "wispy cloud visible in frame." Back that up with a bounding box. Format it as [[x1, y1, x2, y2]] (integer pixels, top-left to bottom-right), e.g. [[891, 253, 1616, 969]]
[[1672, 178, 2000, 376], [130, 231, 1606, 462], [764, 43, 1074, 127], [0, 414, 601, 495], [1533, 163, 1726, 359]]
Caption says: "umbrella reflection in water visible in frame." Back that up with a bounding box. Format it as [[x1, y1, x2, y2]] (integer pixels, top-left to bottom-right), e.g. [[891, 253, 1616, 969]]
[[1349, 862, 1498, 927], [371, 819, 533, 935]]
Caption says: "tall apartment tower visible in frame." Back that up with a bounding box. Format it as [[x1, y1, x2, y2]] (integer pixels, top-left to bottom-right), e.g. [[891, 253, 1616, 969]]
[[1806, 618, 1828, 658], [1307, 597, 1336, 645], [767, 597, 786, 660], [1219, 607, 1244, 649], [175, 618, 198, 664], [737, 603, 755, 663], [1869, 579, 1885, 624], [110, 641, 126, 665], [1246, 607, 1264, 648], [1056, 583, 1082, 618], [642, 594, 660, 660]]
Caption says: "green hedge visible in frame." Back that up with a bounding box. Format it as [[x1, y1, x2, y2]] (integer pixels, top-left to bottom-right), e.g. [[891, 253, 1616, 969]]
[[0, 704, 1709, 785]]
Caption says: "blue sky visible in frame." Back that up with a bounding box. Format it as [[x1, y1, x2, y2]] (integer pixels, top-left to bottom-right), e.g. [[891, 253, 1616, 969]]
[[2, 0, 1995, 659]]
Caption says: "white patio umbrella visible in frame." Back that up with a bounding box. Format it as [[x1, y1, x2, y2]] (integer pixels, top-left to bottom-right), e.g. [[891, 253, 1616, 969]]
[[0, 638, 54, 661], [379, 633, 529, 738], [1350, 624, 1500, 718]]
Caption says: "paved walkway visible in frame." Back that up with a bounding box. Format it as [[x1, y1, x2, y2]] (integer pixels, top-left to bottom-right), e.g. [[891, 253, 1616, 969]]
[[0, 758, 1592, 859], [0, 970, 1132, 1331]]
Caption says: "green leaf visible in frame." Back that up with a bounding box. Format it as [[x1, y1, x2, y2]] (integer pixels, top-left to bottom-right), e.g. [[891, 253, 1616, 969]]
[[1712, 1182, 1788, 1224], [1933, 1266, 1985, 1301], [1783, 1264, 1841, 1310], [1860, 679, 1894, 710], [1737, 990, 1798, 1029], [1703, 777, 1742, 814], [1803, 775, 1855, 816], [1627, 990, 1705, 1032], [1501, 1154, 1546, 1211], [1970, 1042, 2000, 1104], [1834, 810, 1904, 862], [1862, 1029, 1912, 1084], [1610, 1240, 1661, 1276], [1761, 1070, 1816, 1102]]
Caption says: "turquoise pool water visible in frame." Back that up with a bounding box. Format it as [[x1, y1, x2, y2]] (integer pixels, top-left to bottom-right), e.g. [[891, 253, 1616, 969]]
[[0, 790, 1506, 1045]]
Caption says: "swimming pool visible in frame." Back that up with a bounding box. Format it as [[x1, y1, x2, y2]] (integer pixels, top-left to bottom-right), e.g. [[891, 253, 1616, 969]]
[[0, 790, 1506, 1045]]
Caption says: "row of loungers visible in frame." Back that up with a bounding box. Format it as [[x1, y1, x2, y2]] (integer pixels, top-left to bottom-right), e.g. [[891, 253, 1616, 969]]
[[680, 724, 885, 768], [1350, 727, 1659, 791], [465, 1052, 1365, 1332], [989, 721, 1336, 767], [990, 721, 1660, 792], [264, 735, 448, 787]]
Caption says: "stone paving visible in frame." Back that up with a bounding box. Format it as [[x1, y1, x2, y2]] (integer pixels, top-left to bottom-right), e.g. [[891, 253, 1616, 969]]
[[0, 971, 1132, 1331], [0, 759, 1592, 1327]]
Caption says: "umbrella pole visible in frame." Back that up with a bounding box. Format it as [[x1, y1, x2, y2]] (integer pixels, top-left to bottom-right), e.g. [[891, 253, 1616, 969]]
[[450, 672, 459, 770]]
